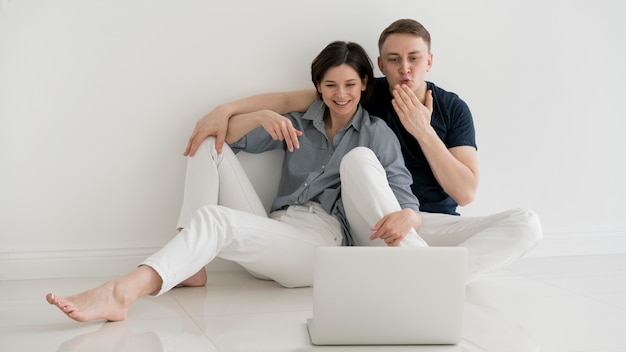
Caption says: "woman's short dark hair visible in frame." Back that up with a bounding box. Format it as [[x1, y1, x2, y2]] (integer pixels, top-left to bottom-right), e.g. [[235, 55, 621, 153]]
[[311, 41, 374, 101]]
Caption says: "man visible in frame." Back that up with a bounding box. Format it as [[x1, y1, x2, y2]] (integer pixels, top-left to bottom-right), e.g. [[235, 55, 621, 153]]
[[183, 19, 542, 281]]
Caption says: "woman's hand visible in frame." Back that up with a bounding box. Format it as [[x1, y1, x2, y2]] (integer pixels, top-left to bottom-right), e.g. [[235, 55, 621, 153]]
[[259, 110, 303, 152], [369, 209, 423, 246]]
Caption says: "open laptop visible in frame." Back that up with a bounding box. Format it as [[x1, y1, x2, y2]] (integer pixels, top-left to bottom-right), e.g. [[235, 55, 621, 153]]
[[306, 246, 467, 346]]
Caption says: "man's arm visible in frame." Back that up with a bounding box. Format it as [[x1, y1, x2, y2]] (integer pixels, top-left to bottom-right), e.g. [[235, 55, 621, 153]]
[[392, 85, 479, 206], [416, 139, 479, 207], [185, 89, 317, 156]]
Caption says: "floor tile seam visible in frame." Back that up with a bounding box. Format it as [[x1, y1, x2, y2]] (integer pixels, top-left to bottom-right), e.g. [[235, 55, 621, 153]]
[[168, 292, 195, 318], [481, 291, 585, 308], [579, 293, 626, 311], [198, 330, 220, 348], [183, 307, 208, 337], [508, 269, 626, 279], [0, 312, 227, 329], [546, 270, 626, 277], [549, 285, 626, 296], [460, 337, 491, 352], [513, 253, 626, 268], [527, 273, 626, 295], [484, 292, 626, 324], [491, 269, 580, 294], [186, 308, 313, 320], [0, 321, 88, 330]]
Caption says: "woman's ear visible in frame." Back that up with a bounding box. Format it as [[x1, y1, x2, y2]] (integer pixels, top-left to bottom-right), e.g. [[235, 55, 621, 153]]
[[361, 76, 368, 91]]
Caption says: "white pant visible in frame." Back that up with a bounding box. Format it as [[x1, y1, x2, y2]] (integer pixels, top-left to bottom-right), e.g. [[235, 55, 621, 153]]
[[420, 209, 542, 282], [341, 147, 542, 281], [142, 140, 419, 295], [339, 147, 428, 247], [142, 139, 541, 294]]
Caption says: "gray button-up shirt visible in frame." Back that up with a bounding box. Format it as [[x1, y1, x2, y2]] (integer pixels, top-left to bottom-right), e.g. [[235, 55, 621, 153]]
[[230, 99, 419, 245]]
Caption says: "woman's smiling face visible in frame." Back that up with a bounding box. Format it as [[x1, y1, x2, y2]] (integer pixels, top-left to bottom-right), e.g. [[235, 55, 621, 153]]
[[317, 63, 366, 121]]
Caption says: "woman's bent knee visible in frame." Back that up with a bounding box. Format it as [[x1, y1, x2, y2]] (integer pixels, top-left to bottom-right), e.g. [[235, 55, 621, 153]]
[[340, 147, 376, 171]]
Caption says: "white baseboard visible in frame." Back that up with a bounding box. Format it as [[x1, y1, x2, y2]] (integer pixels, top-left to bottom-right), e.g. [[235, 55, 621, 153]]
[[0, 247, 243, 281], [1, 232, 625, 281], [525, 231, 626, 258]]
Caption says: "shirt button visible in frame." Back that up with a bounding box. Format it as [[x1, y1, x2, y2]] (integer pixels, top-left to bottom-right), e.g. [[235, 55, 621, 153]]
[[304, 183, 309, 187]]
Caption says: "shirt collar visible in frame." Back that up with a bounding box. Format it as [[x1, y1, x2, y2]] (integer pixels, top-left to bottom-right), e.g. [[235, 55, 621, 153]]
[[303, 99, 366, 132]]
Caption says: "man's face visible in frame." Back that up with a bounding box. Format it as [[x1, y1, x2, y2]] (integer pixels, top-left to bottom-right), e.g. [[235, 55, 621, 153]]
[[378, 33, 433, 93]]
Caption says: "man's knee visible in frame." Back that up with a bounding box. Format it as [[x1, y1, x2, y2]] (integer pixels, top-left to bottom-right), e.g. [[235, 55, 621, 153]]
[[509, 208, 543, 250]]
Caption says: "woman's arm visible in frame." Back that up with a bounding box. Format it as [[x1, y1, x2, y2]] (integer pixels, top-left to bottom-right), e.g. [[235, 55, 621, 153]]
[[225, 110, 303, 152], [370, 208, 423, 247], [185, 89, 317, 156]]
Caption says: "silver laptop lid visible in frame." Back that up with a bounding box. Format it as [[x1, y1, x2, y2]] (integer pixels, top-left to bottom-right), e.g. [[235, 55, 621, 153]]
[[309, 246, 467, 345]]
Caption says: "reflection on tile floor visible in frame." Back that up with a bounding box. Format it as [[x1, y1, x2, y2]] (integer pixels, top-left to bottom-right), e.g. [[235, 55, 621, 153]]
[[1, 254, 626, 351]]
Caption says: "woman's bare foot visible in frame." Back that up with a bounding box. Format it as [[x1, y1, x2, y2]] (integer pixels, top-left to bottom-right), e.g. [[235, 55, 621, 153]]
[[46, 266, 162, 322], [46, 281, 131, 322], [178, 268, 207, 287]]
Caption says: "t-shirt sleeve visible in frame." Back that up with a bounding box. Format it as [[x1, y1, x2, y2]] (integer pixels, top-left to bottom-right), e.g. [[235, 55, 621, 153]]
[[445, 97, 477, 150]]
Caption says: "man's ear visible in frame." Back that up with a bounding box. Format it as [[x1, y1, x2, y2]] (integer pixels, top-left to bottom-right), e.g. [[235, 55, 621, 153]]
[[426, 52, 433, 72], [377, 56, 385, 75]]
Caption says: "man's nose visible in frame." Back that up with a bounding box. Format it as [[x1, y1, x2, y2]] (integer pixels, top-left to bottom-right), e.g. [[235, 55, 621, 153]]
[[400, 60, 411, 73]]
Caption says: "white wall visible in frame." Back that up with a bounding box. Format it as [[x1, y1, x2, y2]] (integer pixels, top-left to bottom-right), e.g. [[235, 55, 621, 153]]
[[1, 0, 625, 279]]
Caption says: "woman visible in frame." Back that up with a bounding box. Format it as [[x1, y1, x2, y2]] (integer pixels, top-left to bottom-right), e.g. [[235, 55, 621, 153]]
[[46, 41, 427, 322]]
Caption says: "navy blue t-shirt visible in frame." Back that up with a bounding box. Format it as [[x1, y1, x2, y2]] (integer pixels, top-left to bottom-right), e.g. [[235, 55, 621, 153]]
[[362, 78, 477, 215]]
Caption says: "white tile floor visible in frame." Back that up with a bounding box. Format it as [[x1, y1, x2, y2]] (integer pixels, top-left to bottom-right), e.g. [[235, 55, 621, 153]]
[[1, 254, 626, 352]]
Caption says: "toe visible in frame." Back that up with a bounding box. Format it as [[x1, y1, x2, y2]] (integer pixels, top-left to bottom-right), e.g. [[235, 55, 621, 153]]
[[46, 293, 56, 304]]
